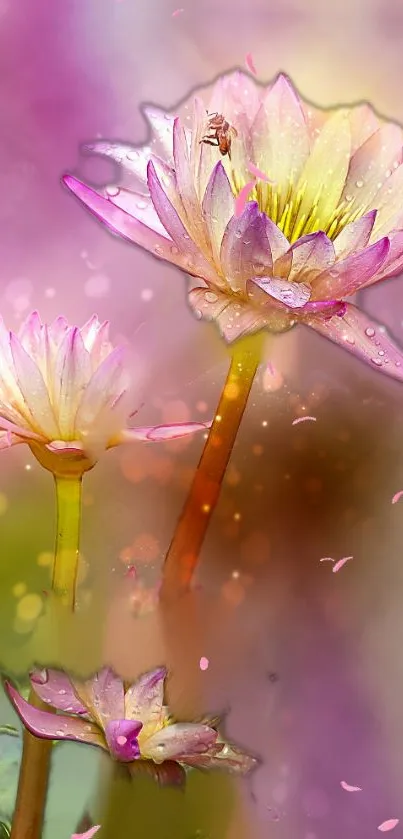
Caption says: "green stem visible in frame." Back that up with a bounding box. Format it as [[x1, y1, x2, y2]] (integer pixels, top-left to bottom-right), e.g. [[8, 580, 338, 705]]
[[52, 474, 83, 610], [10, 472, 83, 839]]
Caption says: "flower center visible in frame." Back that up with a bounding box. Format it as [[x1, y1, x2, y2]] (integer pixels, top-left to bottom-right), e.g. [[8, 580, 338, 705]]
[[232, 171, 365, 243]]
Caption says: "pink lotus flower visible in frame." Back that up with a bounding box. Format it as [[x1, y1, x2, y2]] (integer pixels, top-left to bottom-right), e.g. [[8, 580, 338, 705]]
[[0, 312, 209, 472], [64, 72, 403, 380], [4, 667, 256, 784]]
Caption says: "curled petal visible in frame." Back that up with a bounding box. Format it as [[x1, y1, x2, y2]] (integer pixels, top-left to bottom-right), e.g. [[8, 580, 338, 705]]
[[30, 669, 88, 715], [142, 722, 217, 763], [255, 277, 311, 308], [124, 667, 166, 725], [122, 421, 211, 443], [104, 718, 143, 762], [306, 303, 403, 382], [4, 681, 105, 748]]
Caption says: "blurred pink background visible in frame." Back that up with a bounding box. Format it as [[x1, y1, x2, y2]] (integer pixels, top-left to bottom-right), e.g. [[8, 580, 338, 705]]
[[2, 0, 403, 837]]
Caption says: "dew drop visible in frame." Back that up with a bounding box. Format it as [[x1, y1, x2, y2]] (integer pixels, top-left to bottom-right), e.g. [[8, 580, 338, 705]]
[[371, 358, 383, 366], [365, 327, 375, 337], [58, 689, 67, 695], [205, 291, 218, 303], [355, 179, 364, 188], [55, 729, 65, 736], [194, 309, 203, 320], [378, 350, 385, 356], [105, 185, 120, 197], [396, 360, 401, 367], [170, 245, 179, 255]]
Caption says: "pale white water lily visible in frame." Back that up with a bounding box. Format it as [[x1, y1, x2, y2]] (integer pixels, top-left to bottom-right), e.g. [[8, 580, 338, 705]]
[[0, 311, 210, 473]]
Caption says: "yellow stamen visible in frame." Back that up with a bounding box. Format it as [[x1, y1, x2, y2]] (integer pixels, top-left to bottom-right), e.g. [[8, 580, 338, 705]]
[[230, 165, 369, 244]]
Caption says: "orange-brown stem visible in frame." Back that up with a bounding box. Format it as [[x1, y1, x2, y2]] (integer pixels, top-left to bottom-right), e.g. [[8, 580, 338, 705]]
[[10, 690, 54, 839], [160, 333, 263, 601]]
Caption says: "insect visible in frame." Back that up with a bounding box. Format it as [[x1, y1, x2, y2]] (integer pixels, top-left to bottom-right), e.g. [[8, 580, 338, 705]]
[[200, 112, 238, 159]]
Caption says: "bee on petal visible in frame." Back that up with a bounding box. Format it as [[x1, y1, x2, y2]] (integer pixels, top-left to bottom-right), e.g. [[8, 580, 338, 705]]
[[200, 112, 238, 159]]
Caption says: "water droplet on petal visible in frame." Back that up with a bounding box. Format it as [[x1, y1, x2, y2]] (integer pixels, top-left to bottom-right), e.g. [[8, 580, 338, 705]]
[[205, 291, 218, 303], [194, 309, 203, 320], [365, 327, 375, 338], [355, 179, 364, 188], [371, 358, 383, 366], [106, 185, 120, 197]]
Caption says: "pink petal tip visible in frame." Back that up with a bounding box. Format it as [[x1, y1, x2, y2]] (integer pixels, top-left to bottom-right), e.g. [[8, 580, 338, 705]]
[[378, 820, 400, 832], [245, 52, 257, 75], [235, 181, 256, 218], [340, 780, 362, 792], [392, 490, 403, 505], [71, 827, 101, 839], [292, 416, 317, 425], [199, 656, 209, 671], [332, 556, 353, 573], [247, 161, 274, 183]]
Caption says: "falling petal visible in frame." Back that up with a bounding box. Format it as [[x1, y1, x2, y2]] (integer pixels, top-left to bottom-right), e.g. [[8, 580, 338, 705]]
[[320, 557, 335, 563], [245, 52, 257, 75], [292, 416, 317, 425], [378, 820, 400, 832], [125, 565, 137, 579], [392, 491, 403, 505], [199, 657, 209, 671], [235, 181, 256, 217], [71, 827, 101, 839], [172, 7, 184, 15], [340, 780, 362, 792], [247, 162, 274, 183], [332, 556, 353, 573]]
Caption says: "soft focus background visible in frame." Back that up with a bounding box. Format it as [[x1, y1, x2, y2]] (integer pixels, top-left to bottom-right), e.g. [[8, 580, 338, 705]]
[[1, 0, 403, 836]]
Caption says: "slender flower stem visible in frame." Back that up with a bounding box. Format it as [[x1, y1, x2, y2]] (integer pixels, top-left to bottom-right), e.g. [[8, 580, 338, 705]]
[[160, 333, 263, 601], [10, 471, 83, 839], [52, 474, 83, 610], [9, 690, 54, 839]]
